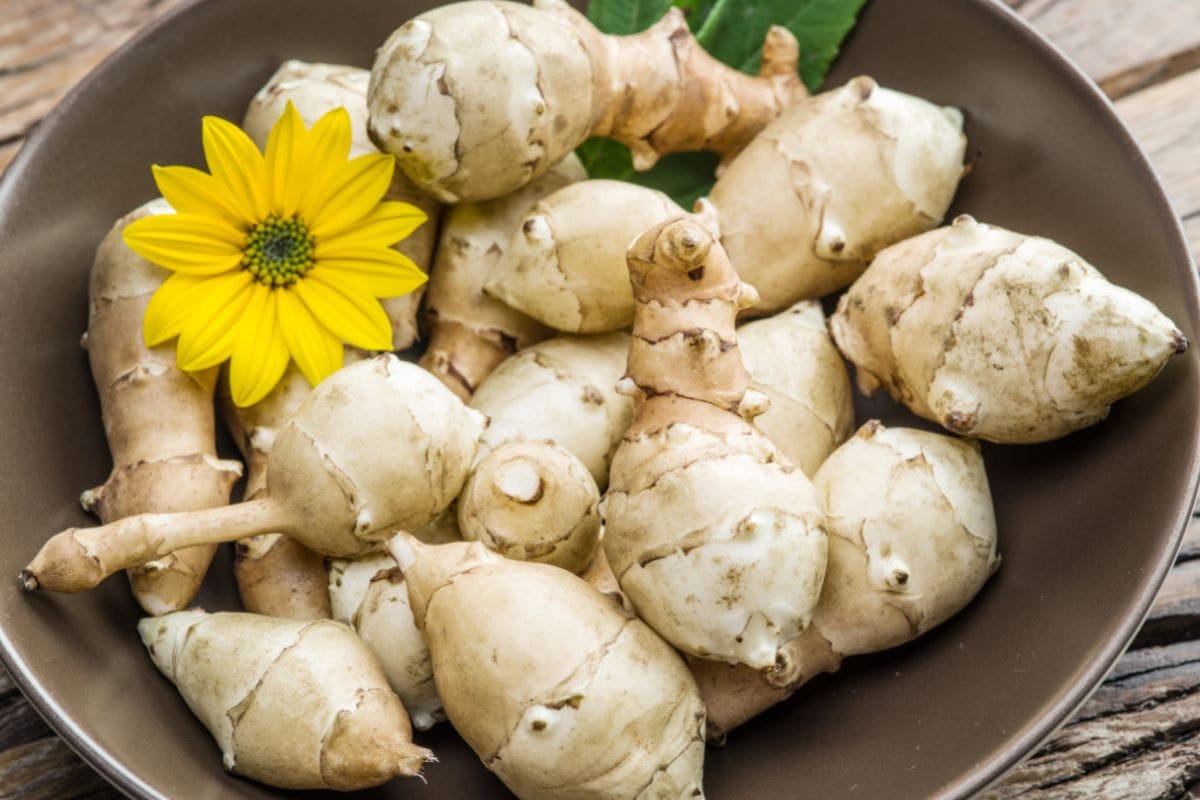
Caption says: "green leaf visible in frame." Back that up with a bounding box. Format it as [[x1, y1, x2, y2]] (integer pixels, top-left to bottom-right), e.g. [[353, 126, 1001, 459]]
[[586, 0, 672, 34], [696, 0, 867, 92], [576, 138, 719, 211]]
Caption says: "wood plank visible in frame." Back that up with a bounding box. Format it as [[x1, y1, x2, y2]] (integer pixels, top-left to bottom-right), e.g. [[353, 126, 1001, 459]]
[[979, 639, 1200, 799], [0, 738, 121, 800], [1015, 0, 1200, 98]]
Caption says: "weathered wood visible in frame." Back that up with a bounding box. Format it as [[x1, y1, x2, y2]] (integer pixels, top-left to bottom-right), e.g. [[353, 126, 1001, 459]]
[[0, 0, 191, 175], [1013, 0, 1200, 98], [0, 738, 121, 800], [980, 640, 1200, 799]]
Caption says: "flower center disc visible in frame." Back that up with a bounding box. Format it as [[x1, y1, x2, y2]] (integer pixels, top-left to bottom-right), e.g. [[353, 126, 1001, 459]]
[[243, 214, 316, 287]]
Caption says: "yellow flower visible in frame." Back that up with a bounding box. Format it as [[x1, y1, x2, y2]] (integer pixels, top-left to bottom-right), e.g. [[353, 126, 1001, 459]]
[[123, 102, 428, 407]]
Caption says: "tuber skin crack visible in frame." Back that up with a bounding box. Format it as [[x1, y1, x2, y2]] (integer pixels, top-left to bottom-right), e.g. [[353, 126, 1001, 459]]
[[368, 0, 804, 202], [603, 217, 828, 671], [22, 356, 484, 593]]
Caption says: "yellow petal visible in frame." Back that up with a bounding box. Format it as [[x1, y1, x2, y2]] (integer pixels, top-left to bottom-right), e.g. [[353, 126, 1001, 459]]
[[295, 107, 353, 222], [277, 289, 344, 387], [229, 286, 291, 406], [263, 102, 306, 216], [123, 214, 245, 275], [315, 201, 428, 253], [293, 272, 393, 352], [310, 250, 428, 297], [202, 115, 269, 222], [152, 165, 252, 229], [143, 272, 208, 346], [175, 271, 255, 371], [308, 153, 395, 239]]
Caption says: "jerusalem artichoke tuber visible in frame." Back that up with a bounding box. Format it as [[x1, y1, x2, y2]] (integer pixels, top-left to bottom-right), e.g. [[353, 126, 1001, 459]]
[[389, 536, 706, 799], [139, 609, 432, 789], [604, 217, 828, 671], [691, 421, 999, 740], [81, 200, 241, 615], [367, 0, 804, 202], [419, 155, 586, 400], [830, 215, 1189, 443], [23, 355, 484, 592], [243, 60, 440, 351]]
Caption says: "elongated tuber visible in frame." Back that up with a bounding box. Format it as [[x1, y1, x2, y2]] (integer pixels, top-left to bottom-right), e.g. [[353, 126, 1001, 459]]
[[419, 155, 585, 400], [368, 0, 804, 202], [82, 200, 241, 615], [471, 333, 633, 488], [604, 217, 827, 670], [139, 609, 431, 789], [327, 554, 444, 730], [485, 180, 686, 333], [738, 301, 854, 477], [243, 60, 440, 350], [830, 215, 1190, 443], [690, 421, 999, 740], [389, 536, 706, 799], [458, 439, 601, 574], [23, 355, 484, 592]]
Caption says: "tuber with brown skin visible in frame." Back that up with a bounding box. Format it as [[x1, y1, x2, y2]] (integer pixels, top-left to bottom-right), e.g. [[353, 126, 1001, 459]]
[[367, 0, 805, 202], [689, 421, 999, 741], [419, 155, 586, 400], [140, 609, 432, 789], [830, 216, 1190, 443], [243, 59, 440, 351], [389, 535, 706, 799], [603, 217, 828, 671], [22, 355, 484, 593], [81, 200, 241, 615]]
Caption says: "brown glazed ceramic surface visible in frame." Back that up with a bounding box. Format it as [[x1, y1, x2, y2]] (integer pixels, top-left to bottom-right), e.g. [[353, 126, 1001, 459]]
[[0, 0, 1197, 798]]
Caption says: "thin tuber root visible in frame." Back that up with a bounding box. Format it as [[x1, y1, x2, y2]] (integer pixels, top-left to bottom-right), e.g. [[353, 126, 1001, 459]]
[[83, 200, 242, 615], [23, 356, 484, 593], [367, 0, 805, 202], [603, 217, 828, 670]]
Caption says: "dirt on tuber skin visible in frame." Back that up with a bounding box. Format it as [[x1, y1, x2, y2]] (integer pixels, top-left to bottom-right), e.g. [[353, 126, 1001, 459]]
[[81, 200, 242, 616], [603, 217, 828, 672], [243, 59, 441, 351], [418, 155, 586, 401], [738, 300, 855, 477], [21, 355, 484, 593], [830, 215, 1190, 443], [139, 609, 432, 789], [367, 0, 805, 202], [691, 421, 999, 741], [389, 535, 706, 800]]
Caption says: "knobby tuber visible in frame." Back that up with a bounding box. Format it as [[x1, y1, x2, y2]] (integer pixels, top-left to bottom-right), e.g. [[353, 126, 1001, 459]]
[[389, 536, 706, 799], [367, 0, 804, 202], [488, 78, 965, 328], [738, 301, 854, 477], [81, 200, 241, 615], [690, 422, 999, 740], [470, 333, 633, 488], [458, 439, 601, 574], [604, 217, 827, 671], [139, 610, 432, 789], [243, 60, 440, 350], [485, 180, 686, 333], [23, 355, 484, 592], [327, 554, 444, 731], [830, 215, 1189, 443], [419, 155, 585, 400]]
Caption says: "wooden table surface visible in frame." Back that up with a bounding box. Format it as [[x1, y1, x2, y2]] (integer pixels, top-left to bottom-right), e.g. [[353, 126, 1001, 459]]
[[2, 0, 1200, 798]]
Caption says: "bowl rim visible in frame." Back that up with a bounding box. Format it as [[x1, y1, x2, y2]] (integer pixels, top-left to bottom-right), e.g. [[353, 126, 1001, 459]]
[[1, 0, 1198, 798]]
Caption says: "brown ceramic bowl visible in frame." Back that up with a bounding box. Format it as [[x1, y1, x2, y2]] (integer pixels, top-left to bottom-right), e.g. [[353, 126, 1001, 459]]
[[0, 0, 1197, 798]]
